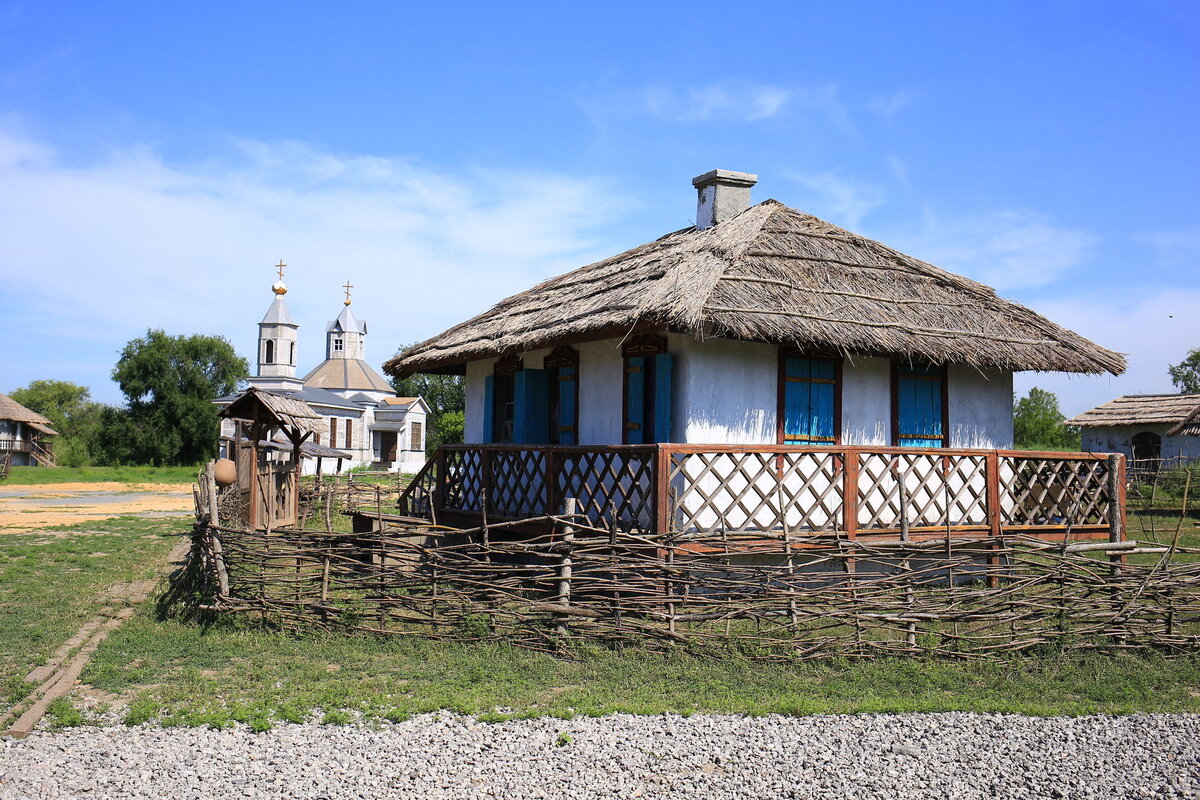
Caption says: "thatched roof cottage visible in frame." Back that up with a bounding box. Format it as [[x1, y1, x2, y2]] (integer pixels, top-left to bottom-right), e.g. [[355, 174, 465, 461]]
[[1068, 393, 1200, 464], [385, 170, 1123, 451], [0, 392, 57, 467]]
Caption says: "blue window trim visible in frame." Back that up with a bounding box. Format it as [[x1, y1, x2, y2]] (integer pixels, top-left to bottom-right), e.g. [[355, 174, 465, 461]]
[[891, 361, 949, 448], [777, 349, 842, 446]]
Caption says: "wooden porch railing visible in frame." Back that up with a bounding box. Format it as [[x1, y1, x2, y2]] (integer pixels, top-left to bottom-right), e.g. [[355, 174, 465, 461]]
[[397, 444, 1126, 543]]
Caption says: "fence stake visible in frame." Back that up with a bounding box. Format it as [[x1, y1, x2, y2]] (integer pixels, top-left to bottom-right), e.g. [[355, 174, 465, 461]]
[[895, 463, 917, 650], [556, 497, 576, 636], [1108, 453, 1126, 576]]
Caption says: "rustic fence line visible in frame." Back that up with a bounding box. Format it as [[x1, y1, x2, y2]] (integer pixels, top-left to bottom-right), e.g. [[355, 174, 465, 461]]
[[190, 486, 1200, 661]]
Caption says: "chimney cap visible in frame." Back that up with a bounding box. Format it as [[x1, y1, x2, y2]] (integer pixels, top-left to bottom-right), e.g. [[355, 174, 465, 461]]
[[692, 169, 758, 189]]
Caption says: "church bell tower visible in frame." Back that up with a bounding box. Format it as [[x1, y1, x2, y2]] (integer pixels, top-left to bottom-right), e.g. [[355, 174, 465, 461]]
[[255, 260, 301, 391]]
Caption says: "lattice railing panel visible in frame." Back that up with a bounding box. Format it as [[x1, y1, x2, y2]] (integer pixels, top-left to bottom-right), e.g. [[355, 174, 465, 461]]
[[488, 450, 548, 518], [442, 449, 484, 512], [1001, 457, 1111, 526], [557, 450, 655, 533], [857, 453, 988, 530], [669, 451, 843, 535]]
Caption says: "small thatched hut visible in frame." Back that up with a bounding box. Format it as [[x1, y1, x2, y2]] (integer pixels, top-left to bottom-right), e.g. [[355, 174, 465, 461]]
[[0, 392, 57, 467], [385, 170, 1125, 450], [1068, 393, 1200, 464]]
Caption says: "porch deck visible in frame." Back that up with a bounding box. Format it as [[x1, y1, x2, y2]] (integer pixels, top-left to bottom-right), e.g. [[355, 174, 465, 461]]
[[397, 444, 1126, 545]]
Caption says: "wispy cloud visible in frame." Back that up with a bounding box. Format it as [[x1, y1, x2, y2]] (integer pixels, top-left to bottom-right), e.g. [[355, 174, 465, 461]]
[[884, 209, 1097, 291], [867, 89, 919, 120], [642, 81, 792, 122], [788, 171, 886, 228], [0, 126, 630, 401], [1135, 227, 1200, 268]]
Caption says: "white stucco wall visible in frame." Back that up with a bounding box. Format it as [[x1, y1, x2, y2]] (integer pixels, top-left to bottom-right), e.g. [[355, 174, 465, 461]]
[[1081, 424, 1200, 461], [461, 335, 1016, 449], [670, 334, 776, 444], [948, 365, 1013, 449], [841, 356, 891, 446]]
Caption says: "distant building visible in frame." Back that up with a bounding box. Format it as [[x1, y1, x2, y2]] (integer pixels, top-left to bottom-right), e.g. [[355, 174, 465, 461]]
[[0, 392, 57, 467], [217, 269, 427, 474], [1067, 393, 1200, 464]]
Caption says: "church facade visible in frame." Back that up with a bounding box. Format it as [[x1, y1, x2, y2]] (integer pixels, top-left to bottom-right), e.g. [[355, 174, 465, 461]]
[[217, 270, 428, 475]]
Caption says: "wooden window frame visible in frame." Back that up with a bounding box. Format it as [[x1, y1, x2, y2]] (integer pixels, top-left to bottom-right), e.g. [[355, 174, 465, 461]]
[[264, 340, 274, 364], [345, 418, 353, 450], [329, 417, 337, 449], [410, 421, 423, 452], [621, 334, 668, 444], [776, 348, 843, 446], [544, 346, 580, 445], [890, 360, 949, 448]]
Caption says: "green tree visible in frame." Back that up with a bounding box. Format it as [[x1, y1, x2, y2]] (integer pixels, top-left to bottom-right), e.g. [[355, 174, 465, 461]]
[[1013, 387, 1080, 451], [390, 343, 465, 455], [8, 380, 107, 466], [102, 330, 249, 465], [1168, 348, 1200, 394]]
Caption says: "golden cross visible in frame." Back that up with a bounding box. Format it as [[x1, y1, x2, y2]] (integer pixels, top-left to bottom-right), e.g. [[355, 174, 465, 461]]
[[343, 280, 354, 305], [276, 259, 286, 280]]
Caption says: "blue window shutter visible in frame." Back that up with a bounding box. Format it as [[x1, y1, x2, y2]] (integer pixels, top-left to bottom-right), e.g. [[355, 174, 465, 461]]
[[558, 366, 577, 445], [896, 366, 944, 447], [514, 369, 549, 444], [482, 375, 495, 443], [625, 357, 646, 444], [783, 357, 810, 443], [783, 357, 836, 444], [654, 353, 673, 443]]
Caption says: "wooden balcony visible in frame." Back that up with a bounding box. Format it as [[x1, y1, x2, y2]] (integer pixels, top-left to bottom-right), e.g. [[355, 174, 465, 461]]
[[397, 444, 1126, 545]]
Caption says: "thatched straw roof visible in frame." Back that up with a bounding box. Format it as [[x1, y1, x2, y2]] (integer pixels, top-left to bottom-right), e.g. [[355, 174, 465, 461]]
[[0, 392, 56, 432], [384, 200, 1125, 378], [219, 387, 323, 436], [1066, 394, 1200, 428]]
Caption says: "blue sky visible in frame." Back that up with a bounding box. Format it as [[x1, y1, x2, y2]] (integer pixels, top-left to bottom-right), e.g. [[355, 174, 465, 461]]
[[1, 1, 1197, 416]]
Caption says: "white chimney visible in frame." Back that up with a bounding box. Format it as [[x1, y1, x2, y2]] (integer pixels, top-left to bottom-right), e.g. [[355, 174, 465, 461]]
[[692, 169, 758, 230]]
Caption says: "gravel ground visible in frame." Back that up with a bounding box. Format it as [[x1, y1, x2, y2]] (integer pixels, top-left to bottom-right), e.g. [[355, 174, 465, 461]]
[[2, 711, 1198, 799]]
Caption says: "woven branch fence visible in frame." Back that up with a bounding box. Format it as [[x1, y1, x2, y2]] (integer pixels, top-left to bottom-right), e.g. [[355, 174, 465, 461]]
[[192, 473, 1200, 661]]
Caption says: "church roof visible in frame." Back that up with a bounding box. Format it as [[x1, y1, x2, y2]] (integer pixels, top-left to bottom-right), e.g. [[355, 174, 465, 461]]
[[303, 358, 394, 393], [327, 304, 367, 334], [260, 295, 297, 326], [385, 199, 1125, 378]]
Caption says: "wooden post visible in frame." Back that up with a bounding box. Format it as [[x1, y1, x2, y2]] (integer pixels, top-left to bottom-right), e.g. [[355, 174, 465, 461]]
[[895, 462, 916, 650], [556, 497, 576, 636], [1108, 453, 1126, 575], [841, 449, 858, 574], [655, 444, 671, 536], [204, 460, 220, 528], [985, 451, 1002, 588], [434, 447, 448, 519], [608, 501, 622, 629]]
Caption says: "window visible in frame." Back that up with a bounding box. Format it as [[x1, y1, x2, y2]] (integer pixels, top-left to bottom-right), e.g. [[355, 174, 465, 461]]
[[345, 419, 353, 449], [892, 362, 947, 447], [778, 351, 840, 445], [410, 421, 423, 451], [329, 418, 338, 449], [484, 354, 523, 443], [622, 335, 673, 444], [545, 346, 579, 445], [289, 342, 295, 365], [264, 340, 274, 364], [333, 338, 344, 353]]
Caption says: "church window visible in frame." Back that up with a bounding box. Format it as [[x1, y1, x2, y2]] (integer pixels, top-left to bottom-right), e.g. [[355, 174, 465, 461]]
[[329, 418, 338, 449], [345, 419, 353, 448], [264, 340, 274, 364], [289, 342, 295, 365], [333, 338, 344, 353], [410, 421, 423, 451]]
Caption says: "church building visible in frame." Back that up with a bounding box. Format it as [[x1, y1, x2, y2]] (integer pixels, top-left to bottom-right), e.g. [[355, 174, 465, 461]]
[[217, 266, 428, 474]]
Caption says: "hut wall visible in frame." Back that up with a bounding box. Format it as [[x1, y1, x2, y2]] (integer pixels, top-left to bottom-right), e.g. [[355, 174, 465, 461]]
[[670, 334, 776, 444], [947, 365, 1013, 449], [1081, 424, 1200, 461], [841, 356, 892, 445]]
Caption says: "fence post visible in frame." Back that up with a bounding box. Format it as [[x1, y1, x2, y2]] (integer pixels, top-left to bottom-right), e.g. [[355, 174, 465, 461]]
[[556, 497, 576, 636], [1107, 453, 1126, 576], [985, 451, 1002, 588], [841, 449, 859, 573], [654, 445, 671, 535]]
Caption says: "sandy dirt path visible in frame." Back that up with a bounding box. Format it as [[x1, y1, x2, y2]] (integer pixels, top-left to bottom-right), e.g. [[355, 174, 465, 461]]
[[0, 482, 193, 534]]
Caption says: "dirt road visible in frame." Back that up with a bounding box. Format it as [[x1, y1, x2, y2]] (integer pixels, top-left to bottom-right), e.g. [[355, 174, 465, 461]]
[[0, 482, 193, 534]]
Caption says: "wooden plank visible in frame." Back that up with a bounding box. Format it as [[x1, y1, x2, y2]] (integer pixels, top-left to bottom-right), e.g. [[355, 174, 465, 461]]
[[654, 444, 671, 535]]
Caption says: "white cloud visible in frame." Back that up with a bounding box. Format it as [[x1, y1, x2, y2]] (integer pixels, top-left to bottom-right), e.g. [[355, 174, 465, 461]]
[[0, 127, 631, 402], [1135, 227, 1200, 268], [867, 89, 919, 119], [788, 171, 886, 228], [1012, 288, 1200, 418], [883, 208, 1097, 291], [642, 81, 792, 122]]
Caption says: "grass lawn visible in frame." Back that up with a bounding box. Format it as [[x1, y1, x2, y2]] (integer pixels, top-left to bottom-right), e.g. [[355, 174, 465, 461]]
[[80, 616, 1200, 730], [0, 517, 184, 709], [2, 465, 200, 485]]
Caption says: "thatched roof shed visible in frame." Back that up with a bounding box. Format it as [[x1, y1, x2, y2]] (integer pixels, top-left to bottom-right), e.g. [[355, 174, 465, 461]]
[[385, 198, 1125, 379], [1067, 393, 1200, 429], [0, 392, 58, 435]]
